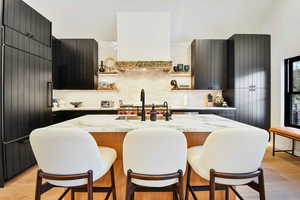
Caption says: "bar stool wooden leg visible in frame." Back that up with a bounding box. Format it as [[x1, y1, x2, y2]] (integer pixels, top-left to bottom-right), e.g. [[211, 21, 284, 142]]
[[209, 169, 216, 200], [87, 170, 93, 200], [71, 189, 75, 200], [272, 133, 276, 156], [126, 170, 134, 200], [185, 165, 192, 200], [35, 170, 42, 200], [178, 170, 184, 200], [258, 168, 266, 200], [173, 191, 178, 200], [292, 139, 296, 155], [225, 186, 229, 200], [110, 165, 117, 200]]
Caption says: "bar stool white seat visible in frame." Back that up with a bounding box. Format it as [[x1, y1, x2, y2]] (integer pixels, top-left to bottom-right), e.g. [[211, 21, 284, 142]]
[[30, 128, 117, 200], [123, 127, 187, 200], [185, 128, 269, 200]]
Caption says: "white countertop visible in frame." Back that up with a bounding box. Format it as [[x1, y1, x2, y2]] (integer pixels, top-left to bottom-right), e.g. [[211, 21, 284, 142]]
[[52, 106, 235, 112], [48, 114, 255, 133], [171, 106, 236, 110], [52, 107, 118, 112]]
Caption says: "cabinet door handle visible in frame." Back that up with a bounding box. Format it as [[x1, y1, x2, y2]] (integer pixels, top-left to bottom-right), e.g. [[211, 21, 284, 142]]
[[47, 82, 53, 108], [26, 32, 34, 38]]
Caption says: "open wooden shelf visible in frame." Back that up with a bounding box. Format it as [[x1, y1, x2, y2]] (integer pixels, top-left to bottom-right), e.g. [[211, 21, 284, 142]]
[[169, 72, 191, 77], [97, 87, 119, 91], [171, 88, 194, 91], [98, 72, 119, 75]]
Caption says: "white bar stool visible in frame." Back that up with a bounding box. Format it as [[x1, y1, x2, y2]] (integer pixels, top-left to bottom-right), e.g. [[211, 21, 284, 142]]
[[123, 127, 187, 200], [185, 128, 269, 200], [30, 128, 117, 200]]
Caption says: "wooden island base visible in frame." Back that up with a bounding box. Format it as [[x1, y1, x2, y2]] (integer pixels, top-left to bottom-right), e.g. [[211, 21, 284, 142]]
[[65, 132, 235, 200]]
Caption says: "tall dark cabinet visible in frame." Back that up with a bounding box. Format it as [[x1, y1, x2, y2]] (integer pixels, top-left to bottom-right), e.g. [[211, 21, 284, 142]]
[[0, 0, 52, 186], [224, 34, 271, 129], [53, 39, 98, 89], [191, 39, 228, 90]]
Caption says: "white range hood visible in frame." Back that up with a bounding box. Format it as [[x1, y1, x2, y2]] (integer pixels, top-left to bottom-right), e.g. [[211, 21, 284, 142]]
[[117, 12, 171, 62]]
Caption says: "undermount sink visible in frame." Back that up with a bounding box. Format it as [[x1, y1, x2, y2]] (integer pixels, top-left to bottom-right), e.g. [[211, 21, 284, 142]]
[[115, 115, 167, 121]]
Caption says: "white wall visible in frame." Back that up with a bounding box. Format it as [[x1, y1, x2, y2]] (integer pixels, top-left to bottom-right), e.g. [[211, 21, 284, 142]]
[[170, 42, 191, 66], [22, 0, 273, 42], [117, 12, 170, 61], [259, 0, 300, 153], [98, 41, 118, 61]]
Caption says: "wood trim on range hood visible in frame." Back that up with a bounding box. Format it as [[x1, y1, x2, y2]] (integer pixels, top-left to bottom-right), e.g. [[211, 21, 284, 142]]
[[115, 61, 172, 72]]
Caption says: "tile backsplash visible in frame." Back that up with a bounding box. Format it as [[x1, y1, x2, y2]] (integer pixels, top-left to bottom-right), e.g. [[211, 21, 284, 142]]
[[53, 71, 222, 108]]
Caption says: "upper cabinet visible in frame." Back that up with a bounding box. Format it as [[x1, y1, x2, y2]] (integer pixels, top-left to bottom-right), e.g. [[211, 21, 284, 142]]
[[228, 34, 271, 89], [3, 0, 52, 46], [52, 39, 99, 90], [191, 39, 228, 90]]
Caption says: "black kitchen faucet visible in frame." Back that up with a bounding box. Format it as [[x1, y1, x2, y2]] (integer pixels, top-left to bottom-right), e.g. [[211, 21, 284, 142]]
[[140, 89, 146, 121]]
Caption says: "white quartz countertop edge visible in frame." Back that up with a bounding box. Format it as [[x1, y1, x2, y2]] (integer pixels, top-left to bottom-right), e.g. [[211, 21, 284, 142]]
[[171, 106, 236, 110], [52, 106, 236, 112], [48, 114, 259, 133], [52, 107, 119, 112]]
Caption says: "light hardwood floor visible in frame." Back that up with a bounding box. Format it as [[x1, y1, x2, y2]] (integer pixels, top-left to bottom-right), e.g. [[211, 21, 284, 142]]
[[0, 146, 300, 200]]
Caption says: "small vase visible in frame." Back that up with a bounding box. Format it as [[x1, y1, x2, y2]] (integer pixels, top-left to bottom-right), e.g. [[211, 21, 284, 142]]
[[99, 60, 105, 72], [173, 66, 178, 72], [184, 65, 190, 72], [177, 64, 184, 72]]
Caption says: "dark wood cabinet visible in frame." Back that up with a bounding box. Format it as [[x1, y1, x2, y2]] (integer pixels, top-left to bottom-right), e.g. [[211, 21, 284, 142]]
[[53, 39, 98, 89], [227, 35, 271, 90], [52, 37, 61, 89], [3, 46, 52, 142], [170, 109, 236, 120], [4, 139, 35, 180], [191, 40, 228, 90], [3, 0, 52, 46], [197, 110, 236, 120], [224, 34, 271, 129], [5, 27, 52, 60], [0, 0, 52, 186]]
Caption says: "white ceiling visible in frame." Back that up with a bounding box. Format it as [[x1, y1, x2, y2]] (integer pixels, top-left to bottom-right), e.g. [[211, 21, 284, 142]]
[[23, 0, 274, 42]]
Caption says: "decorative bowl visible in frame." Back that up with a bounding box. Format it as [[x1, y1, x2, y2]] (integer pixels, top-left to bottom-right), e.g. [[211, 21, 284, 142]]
[[70, 102, 82, 108]]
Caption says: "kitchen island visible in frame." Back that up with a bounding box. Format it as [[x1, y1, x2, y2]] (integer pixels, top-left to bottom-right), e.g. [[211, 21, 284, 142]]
[[49, 114, 256, 200]]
